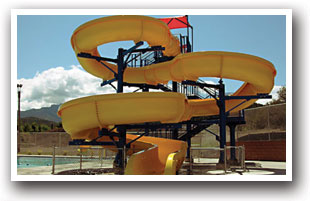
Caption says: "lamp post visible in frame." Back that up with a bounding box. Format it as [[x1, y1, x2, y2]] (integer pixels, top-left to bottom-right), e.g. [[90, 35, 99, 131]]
[[17, 84, 22, 153]]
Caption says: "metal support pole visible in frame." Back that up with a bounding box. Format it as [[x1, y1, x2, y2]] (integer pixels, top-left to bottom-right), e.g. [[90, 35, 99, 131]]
[[172, 81, 179, 140], [172, 81, 178, 92], [224, 146, 227, 173], [186, 16, 189, 38], [18, 90, 21, 153], [229, 124, 237, 162], [191, 27, 194, 52], [123, 145, 126, 171], [117, 126, 126, 174], [17, 84, 22, 153], [117, 48, 124, 93], [116, 47, 127, 173], [242, 145, 246, 171], [186, 123, 191, 159], [52, 145, 55, 174], [18, 90, 21, 130], [144, 123, 149, 140], [218, 79, 226, 163], [189, 147, 192, 175], [172, 128, 178, 140], [179, 35, 183, 53]]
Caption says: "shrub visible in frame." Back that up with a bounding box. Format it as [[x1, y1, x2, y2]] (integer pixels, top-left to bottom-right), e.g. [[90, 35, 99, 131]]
[[37, 149, 42, 155]]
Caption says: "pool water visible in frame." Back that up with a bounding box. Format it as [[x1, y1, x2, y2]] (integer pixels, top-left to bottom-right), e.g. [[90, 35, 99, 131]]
[[17, 156, 92, 168]]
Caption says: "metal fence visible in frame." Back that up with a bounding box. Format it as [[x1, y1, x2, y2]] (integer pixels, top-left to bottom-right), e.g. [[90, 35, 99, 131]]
[[44, 145, 247, 175], [51, 146, 123, 175], [189, 146, 246, 175]]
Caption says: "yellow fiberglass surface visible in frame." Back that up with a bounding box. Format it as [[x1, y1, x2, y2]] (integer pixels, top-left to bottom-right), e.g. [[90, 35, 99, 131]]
[[58, 15, 276, 175]]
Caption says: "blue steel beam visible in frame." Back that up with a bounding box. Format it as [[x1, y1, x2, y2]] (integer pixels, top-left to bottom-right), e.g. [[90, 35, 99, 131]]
[[122, 41, 144, 56], [100, 78, 117, 87], [218, 79, 226, 163], [225, 94, 272, 100], [77, 52, 118, 63]]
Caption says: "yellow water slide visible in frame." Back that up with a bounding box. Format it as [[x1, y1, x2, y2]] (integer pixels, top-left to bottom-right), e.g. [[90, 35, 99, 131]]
[[57, 15, 276, 175]]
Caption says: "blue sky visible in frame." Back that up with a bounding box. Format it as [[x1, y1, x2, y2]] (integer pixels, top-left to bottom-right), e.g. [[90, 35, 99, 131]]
[[17, 14, 286, 109]]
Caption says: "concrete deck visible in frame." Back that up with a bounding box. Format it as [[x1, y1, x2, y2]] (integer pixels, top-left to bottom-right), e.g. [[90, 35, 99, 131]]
[[17, 156, 286, 175], [179, 158, 286, 175], [17, 157, 114, 175]]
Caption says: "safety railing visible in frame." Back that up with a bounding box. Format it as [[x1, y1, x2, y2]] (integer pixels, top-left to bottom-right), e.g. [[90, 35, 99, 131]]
[[126, 49, 162, 68], [189, 146, 246, 175], [161, 79, 217, 99]]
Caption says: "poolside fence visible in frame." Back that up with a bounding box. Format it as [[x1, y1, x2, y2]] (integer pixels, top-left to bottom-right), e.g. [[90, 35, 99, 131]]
[[51, 146, 119, 174], [51, 146, 144, 174], [189, 146, 246, 174]]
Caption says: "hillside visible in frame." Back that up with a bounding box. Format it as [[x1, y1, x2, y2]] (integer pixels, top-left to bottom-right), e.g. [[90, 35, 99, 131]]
[[21, 104, 61, 122], [19, 116, 64, 132], [20, 117, 57, 126]]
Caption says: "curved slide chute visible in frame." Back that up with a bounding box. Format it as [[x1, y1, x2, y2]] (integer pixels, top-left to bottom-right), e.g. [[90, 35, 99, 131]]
[[58, 15, 276, 175]]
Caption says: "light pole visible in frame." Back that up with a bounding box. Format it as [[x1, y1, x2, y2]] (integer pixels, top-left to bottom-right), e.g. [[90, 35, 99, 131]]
[[17, 84, 22, 153]]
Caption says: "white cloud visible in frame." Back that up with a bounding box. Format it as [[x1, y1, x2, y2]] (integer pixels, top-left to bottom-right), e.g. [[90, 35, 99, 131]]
[[18, 65, 136, 111], [18, 66, 238, 111], [256, 85, 283, 105]]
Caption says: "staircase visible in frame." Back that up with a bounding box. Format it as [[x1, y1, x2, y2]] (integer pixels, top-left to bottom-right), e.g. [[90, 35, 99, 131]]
[[125, 37, 219, 140], [177, 124, 213, 141]]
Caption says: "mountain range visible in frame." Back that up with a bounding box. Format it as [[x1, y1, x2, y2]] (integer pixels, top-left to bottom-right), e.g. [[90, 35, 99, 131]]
[[20, 116, 59, 127], [21, 104, 61, 122]]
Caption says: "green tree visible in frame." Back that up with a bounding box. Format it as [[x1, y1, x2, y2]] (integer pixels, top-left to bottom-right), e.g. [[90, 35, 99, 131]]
[[57, 122, 62, 128], [31, 122, 38, 132], [24, 124, 31, 132], [20, 125, 25, 132], [41, 124, 50, 132], [277, 86, 286, 102], [269, 86, 286, 105]]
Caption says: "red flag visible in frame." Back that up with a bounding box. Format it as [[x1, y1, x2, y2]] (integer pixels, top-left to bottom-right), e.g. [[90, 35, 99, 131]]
[[159, 16, 190, 29]]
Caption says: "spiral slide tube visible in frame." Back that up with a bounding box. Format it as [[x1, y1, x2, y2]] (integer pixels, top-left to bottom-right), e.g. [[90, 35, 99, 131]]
[[58, 15, 276, 175]]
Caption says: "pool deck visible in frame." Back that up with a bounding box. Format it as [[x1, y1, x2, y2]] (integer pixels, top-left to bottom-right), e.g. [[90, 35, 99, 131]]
[[17, 155, 114, 175], [18, 162, 114, 175], [180, 159, 286, 175], [17, 155, 286, 175]]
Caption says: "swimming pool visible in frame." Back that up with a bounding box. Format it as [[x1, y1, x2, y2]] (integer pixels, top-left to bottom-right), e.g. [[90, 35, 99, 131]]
[[17, 156, 91, 168]]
